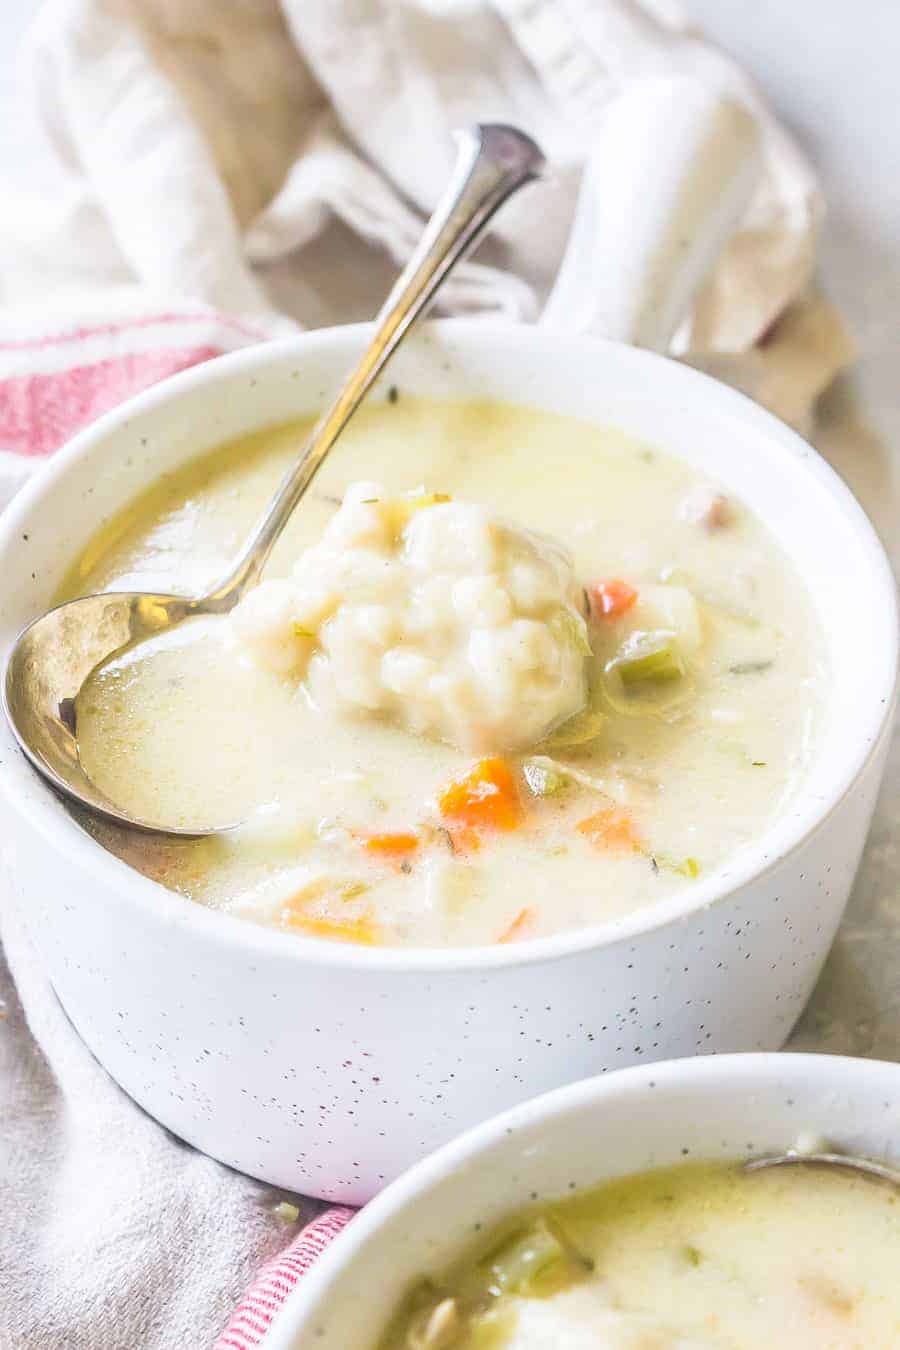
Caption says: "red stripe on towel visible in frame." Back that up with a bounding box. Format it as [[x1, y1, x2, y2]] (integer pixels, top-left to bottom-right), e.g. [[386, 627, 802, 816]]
[[213, 1208, 355, 1349], [0, 345, 221, 457]]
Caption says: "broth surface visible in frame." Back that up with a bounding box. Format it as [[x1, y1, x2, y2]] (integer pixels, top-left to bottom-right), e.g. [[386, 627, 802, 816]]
[[65, 396, 825, 947], [381, 1160, 900, 1348]]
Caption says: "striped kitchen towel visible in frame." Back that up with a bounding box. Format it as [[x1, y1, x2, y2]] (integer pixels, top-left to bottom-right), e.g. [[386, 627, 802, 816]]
[[213, 1209, 356, 1350], [0, 297, 292, 511]]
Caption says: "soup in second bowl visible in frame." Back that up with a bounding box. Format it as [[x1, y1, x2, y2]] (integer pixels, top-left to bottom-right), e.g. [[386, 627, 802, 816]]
[[64, 395, 825, 947], [381, 1156, 900, 1348]]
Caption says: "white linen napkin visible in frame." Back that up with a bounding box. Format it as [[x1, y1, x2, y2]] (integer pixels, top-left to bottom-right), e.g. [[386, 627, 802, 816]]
[[3, 0, 853, 426], [0, 3, 855, 1347]]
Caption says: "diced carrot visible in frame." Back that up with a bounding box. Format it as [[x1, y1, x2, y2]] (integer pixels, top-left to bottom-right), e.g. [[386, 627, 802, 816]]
[[446, 825, 482, 856], [577, 806, 642, 854], [285, 912, 380, 945], [438, 757, 522, 833], [497, 907, 536, 943], [362, 832, 419, 860], [589, 579, 638, 621]]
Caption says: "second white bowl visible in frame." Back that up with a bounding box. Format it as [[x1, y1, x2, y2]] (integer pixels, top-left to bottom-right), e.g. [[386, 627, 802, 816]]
[[266, 1052, 900, 1348]]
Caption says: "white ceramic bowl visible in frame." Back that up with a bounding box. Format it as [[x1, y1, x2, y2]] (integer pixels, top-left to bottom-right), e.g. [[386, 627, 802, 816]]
[[265, 1052, 900, 1348], [0, 323, 895, 1202]]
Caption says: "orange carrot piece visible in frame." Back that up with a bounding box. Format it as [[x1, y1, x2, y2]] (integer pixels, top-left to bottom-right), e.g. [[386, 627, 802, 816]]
[[285, 912, 380, 946], [497, 907, 536, 943], [438, 757, 522, 833], [362, 832, 419, 860], [446, 825, 482, 856], [577, 806, 642, 854], [589, 579, 638, 621]]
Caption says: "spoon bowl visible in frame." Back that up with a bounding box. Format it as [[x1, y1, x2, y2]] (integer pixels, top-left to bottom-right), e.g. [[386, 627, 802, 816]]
[[1, 123, 544, 836], [2, 589, 227, 834]]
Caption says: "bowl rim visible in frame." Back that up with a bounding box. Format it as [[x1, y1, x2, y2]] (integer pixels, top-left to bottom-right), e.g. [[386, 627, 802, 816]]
[[0, 319, 896, 973], [264, 1050, 900, 1347]]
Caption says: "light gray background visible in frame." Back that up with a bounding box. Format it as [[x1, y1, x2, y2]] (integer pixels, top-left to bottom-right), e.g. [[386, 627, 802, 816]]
[[1, 1, 899, 1054]]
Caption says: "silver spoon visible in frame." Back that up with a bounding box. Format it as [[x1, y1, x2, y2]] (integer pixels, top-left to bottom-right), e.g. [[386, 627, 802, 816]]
[[746, 1150, 900, 1186], [2, 124, 545, 836]]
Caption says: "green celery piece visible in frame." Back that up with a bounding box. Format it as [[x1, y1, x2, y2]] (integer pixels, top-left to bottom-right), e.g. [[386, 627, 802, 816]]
[[484, 1220, 567, 1296], [652, 853, 701, 879], [541, 708, 606, 750], [612, 632, 685, 688], [551, 607, 592, 656], [522, 759, 568, 797]]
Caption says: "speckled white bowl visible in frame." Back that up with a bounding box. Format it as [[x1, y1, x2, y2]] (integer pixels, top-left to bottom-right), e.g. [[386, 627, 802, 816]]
[[265, 1052, 900, 1349], [0, 323, 896, 1201]]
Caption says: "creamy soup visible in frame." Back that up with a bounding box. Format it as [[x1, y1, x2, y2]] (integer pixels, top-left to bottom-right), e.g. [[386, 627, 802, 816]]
[[64, 396, 825, 947], [381, 1159, 900, 1348]]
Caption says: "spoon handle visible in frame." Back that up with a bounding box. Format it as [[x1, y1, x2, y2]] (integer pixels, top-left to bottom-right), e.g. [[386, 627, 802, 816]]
[[203, 124, 545, 609]]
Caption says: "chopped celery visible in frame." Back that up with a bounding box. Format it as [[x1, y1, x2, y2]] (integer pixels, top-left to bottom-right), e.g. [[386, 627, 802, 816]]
[[550, 606, 592, 656], [530, 755, 617, 796], [652, 853, 700, 879], [522, 758, 568, 797], [483, 1218, 591, 1298], [484, 1220, 568, 1295], [541, 707, 606, 749], [524, 753, 620, 800], [611, 631, 685, 688]]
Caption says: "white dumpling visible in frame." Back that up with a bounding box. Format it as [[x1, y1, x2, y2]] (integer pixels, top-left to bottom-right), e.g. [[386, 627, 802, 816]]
[[230, 483, 589, 753], [508, 1284, 722, 1349]]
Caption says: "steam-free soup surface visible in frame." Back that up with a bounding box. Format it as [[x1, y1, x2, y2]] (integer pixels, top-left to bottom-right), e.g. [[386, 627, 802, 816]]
[[65, 396, 824, 947], [381, 1160, 900, 1348]]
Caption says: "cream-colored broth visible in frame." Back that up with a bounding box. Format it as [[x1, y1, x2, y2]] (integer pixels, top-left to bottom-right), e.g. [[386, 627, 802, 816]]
[[381, 1160, 900, 1349], [66, 396, 825, 947]]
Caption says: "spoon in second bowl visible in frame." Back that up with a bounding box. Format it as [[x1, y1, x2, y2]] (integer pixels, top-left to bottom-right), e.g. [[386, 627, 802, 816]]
[[746, 1149, 900, 1186], [2, 124, 544, 836]]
